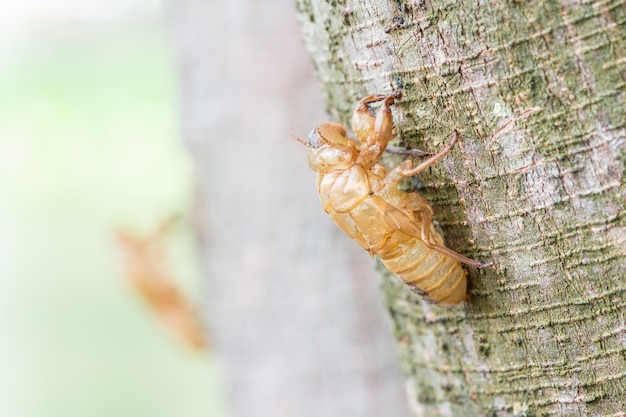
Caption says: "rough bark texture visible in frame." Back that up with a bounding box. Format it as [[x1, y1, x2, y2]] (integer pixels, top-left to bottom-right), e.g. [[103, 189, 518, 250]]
[[295, 1, 626, 416], [170, 1, 412, 417]]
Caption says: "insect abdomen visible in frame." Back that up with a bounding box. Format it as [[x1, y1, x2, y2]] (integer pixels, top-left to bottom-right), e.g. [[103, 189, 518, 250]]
[[380, 241, 467, 306]]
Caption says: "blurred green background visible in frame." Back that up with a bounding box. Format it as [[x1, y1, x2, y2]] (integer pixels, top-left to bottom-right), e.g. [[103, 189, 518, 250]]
[[0, 2, 227, 416]]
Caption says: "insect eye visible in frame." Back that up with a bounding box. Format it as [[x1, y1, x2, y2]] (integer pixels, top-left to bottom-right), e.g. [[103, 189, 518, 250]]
[[306, 128, 325, 148]]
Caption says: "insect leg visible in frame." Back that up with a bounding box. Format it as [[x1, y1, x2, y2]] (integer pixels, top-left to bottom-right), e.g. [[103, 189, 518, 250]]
[[357, 94, 393, 107], [356, 95, 398, 169], [353, 93, 398, 147], [353, 94, 393, 136], [371, 95, 397, 148], [412, 202, 493, 269], [356, 91, 401, 109], [400, 130, 460, 177], [385, 146, 433, 157]]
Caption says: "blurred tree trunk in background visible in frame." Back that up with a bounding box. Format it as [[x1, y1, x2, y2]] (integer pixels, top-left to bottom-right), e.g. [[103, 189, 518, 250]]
[[170, 1, 411, 417], [294, 0, 626, 416]]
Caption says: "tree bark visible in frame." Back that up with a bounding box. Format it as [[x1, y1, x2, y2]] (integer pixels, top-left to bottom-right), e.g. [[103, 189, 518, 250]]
[[170, 1, 411, 416], [295, 1, 626, 416]]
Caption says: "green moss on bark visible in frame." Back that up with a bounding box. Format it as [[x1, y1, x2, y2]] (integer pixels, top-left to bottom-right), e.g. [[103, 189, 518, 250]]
[[296, 0, 626, 415]]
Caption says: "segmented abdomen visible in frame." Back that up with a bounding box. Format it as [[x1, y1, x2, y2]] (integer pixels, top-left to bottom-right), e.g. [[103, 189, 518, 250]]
[[380, 240, 467, 306]]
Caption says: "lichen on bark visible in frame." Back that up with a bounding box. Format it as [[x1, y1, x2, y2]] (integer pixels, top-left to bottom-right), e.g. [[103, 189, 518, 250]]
[[295, 0, 626, 415]]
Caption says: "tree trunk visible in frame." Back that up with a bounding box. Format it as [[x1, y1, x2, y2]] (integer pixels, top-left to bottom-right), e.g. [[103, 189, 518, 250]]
[[170, 1, 411, 416], [295, 1, 626, 416]]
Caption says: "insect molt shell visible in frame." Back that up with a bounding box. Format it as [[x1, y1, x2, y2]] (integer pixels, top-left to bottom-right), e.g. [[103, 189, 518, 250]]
[[296, 93, 492, 306]]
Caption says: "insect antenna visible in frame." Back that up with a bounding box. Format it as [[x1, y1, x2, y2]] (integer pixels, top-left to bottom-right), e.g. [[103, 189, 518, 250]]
[[291, 134, 312, 148]]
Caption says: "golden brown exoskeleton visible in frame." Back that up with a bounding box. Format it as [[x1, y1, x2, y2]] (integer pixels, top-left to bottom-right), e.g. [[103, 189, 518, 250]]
[[115, 217, 208, 350], [294, 93, 492, 306]]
